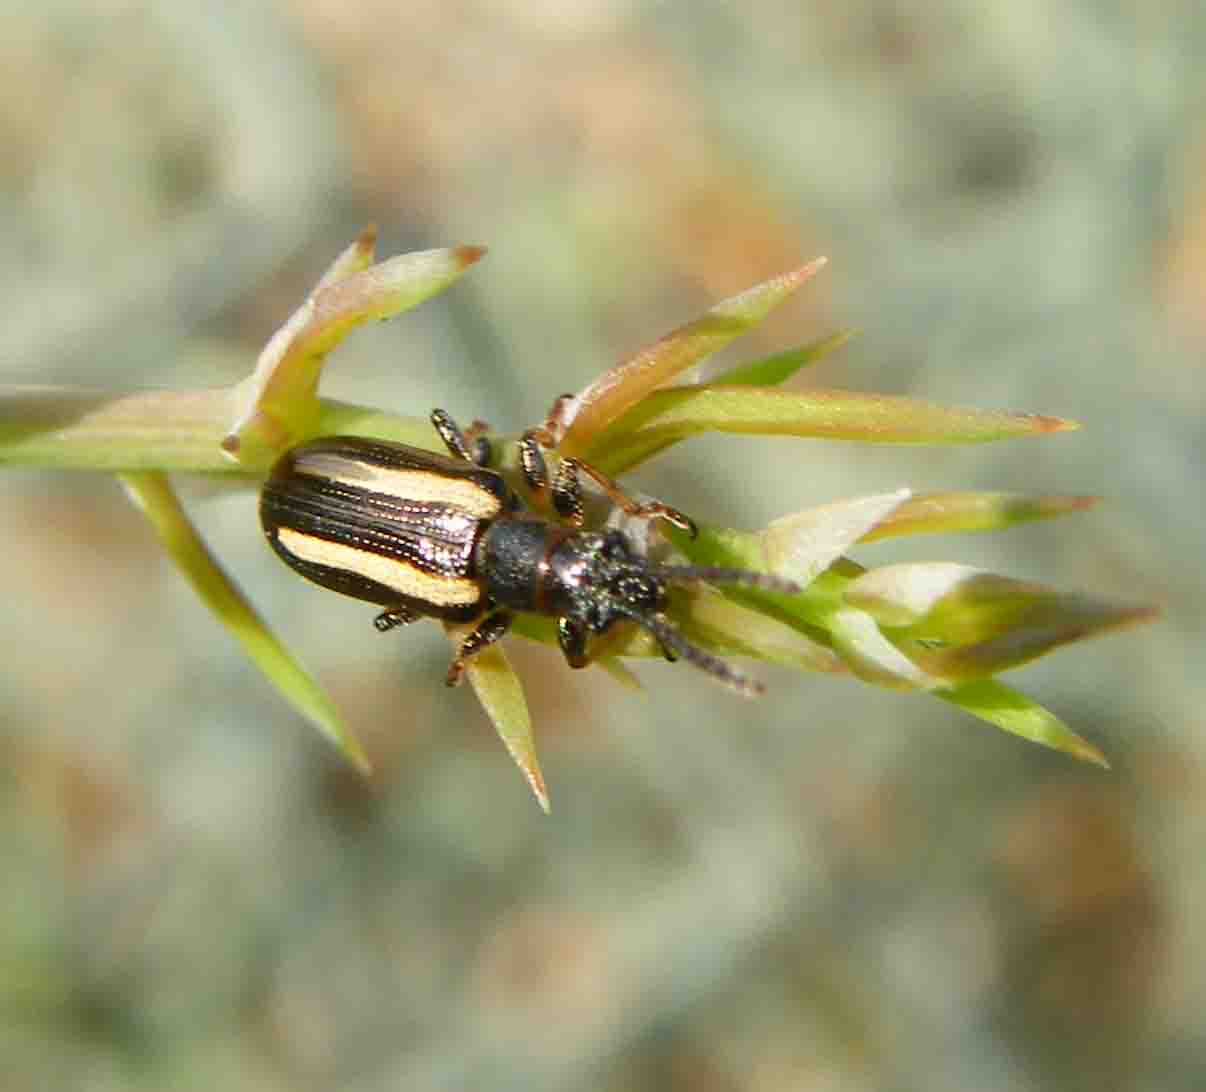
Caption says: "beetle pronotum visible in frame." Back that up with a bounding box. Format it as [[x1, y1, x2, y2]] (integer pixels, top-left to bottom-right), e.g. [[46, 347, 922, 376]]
[[260, 409, 799, 695]]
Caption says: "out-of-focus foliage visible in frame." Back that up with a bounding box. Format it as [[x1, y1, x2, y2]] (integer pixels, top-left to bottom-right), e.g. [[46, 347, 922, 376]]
[[0, 3, 1198, 1091]]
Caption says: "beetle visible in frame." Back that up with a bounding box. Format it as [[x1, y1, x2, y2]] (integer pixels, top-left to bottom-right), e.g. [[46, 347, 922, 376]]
[[259, 409, 799, 695]]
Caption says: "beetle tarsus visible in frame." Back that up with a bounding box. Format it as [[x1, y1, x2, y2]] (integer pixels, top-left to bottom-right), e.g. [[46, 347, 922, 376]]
[[518, 431, 551, 503], [431, 408, 478, 464], [446, 611, 515, 684], [374, 605, 419, 632], [551, 457, 585, 526], [554, 454, 695, 537], [556, 616, 589, 667]]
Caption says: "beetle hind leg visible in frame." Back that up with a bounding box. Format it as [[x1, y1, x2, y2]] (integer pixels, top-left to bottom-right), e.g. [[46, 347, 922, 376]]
[[445, 611, 514, 686], [374, 604, 420, 632]]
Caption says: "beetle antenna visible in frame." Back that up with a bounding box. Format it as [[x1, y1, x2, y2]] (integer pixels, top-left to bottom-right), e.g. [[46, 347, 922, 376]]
[[620, 608, 765, 698], [655, 565, 801, 597]]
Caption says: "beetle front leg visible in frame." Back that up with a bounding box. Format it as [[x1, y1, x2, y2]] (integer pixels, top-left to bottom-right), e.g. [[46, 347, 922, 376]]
[[518, 428, 554, 510], [557, 616, 589, 668], [445, 611, 514, 686], [431, 409, 492, 467], [557, 615, 677, 668]]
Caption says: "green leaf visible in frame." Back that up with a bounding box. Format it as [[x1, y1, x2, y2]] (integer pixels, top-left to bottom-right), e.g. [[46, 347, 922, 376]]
[[0, 386, 243, 472], [594, 658, 644, 690], [675, 585, 844, 674], [313, 225, 378, 292], [607, 330, 854, 467], [589, 386, 1078, 476], [665, 498, 900, 645], [826, 607, 937, 690], [844, 563, 1019, 631], [858, 491, 1099, 542], [760, 490, 912, 587], [712, 330, 854, 387], [560, 258, 827, 456], [225, 242, 487, 467], [845, 563, 1158, 679], [119, 471, 368, 772], [315, 402, 441, 449], [462, 638, 549, 813], [0, 388, 452, 475], [934, 679, 1109, 767]]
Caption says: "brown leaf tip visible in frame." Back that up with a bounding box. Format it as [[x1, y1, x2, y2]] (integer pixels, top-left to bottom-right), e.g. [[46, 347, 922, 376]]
[[455, 244, 488, 267], [527, 768, 551, 814], [1031, 414, 1081, 432], [787, 255, 828, 285], [1076, 740, 1112, 769], [1120, 605, 1162, 628]]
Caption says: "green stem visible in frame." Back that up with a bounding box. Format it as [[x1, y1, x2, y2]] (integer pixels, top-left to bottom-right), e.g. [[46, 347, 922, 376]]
[[0, 386, 435, 473]]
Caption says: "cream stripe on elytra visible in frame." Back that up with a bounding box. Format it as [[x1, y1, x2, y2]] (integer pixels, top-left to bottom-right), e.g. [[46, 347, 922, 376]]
[[293, 452, 501, 518], [276, 527, 481, 608]]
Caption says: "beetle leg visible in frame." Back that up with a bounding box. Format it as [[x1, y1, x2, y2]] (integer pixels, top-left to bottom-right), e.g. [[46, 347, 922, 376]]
[[557, 615, 675, 667], [550, 455, 585, 526], [374, 604, 420, 632], [430, 409, 479, 464], [461, 419, 493, 467], [520, 405, 694, 536], [445, 611, 514, 686], [556, 616, 590, 668], [518, 429, 552, 504], [557, 457, 698, 538]]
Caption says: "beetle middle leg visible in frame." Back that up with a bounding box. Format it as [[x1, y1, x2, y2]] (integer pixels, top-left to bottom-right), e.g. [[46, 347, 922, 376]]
[[444, 611, 514, 686], [555, 457, 698, 538], [518, 428, 696, 537]]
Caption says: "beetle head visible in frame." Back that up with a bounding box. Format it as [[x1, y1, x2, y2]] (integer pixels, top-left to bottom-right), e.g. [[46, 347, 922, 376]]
[[549, 528, 801, 696]]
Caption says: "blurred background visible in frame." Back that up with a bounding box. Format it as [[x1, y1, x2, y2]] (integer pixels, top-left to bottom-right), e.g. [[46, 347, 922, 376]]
[[1, 2, 1202, 1089]]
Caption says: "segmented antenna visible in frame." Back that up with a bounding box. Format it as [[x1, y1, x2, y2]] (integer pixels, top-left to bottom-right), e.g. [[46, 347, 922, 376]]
[[655, 565, 801, 597], [626, 609, 765, 698]]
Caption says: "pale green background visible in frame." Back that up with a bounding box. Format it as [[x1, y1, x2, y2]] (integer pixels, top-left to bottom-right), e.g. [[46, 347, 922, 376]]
[[1, 3, 1202, 1090]]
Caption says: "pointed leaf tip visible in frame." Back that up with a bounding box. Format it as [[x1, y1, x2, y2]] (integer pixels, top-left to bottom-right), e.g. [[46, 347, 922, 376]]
[[462, 639, 550, 813], [857, 492, 1104, 543], [562, 258, 829, 454], [936, 679, 1109, 767], [119, 472, 371, 772], [454, 244, 488, 267], [1070, 737, 1112, 769], [1034, 414, 1080, 432]]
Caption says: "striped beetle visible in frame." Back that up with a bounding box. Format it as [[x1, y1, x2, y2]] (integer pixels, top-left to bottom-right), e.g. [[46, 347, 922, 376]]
[[260, 409, 798, 694]]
